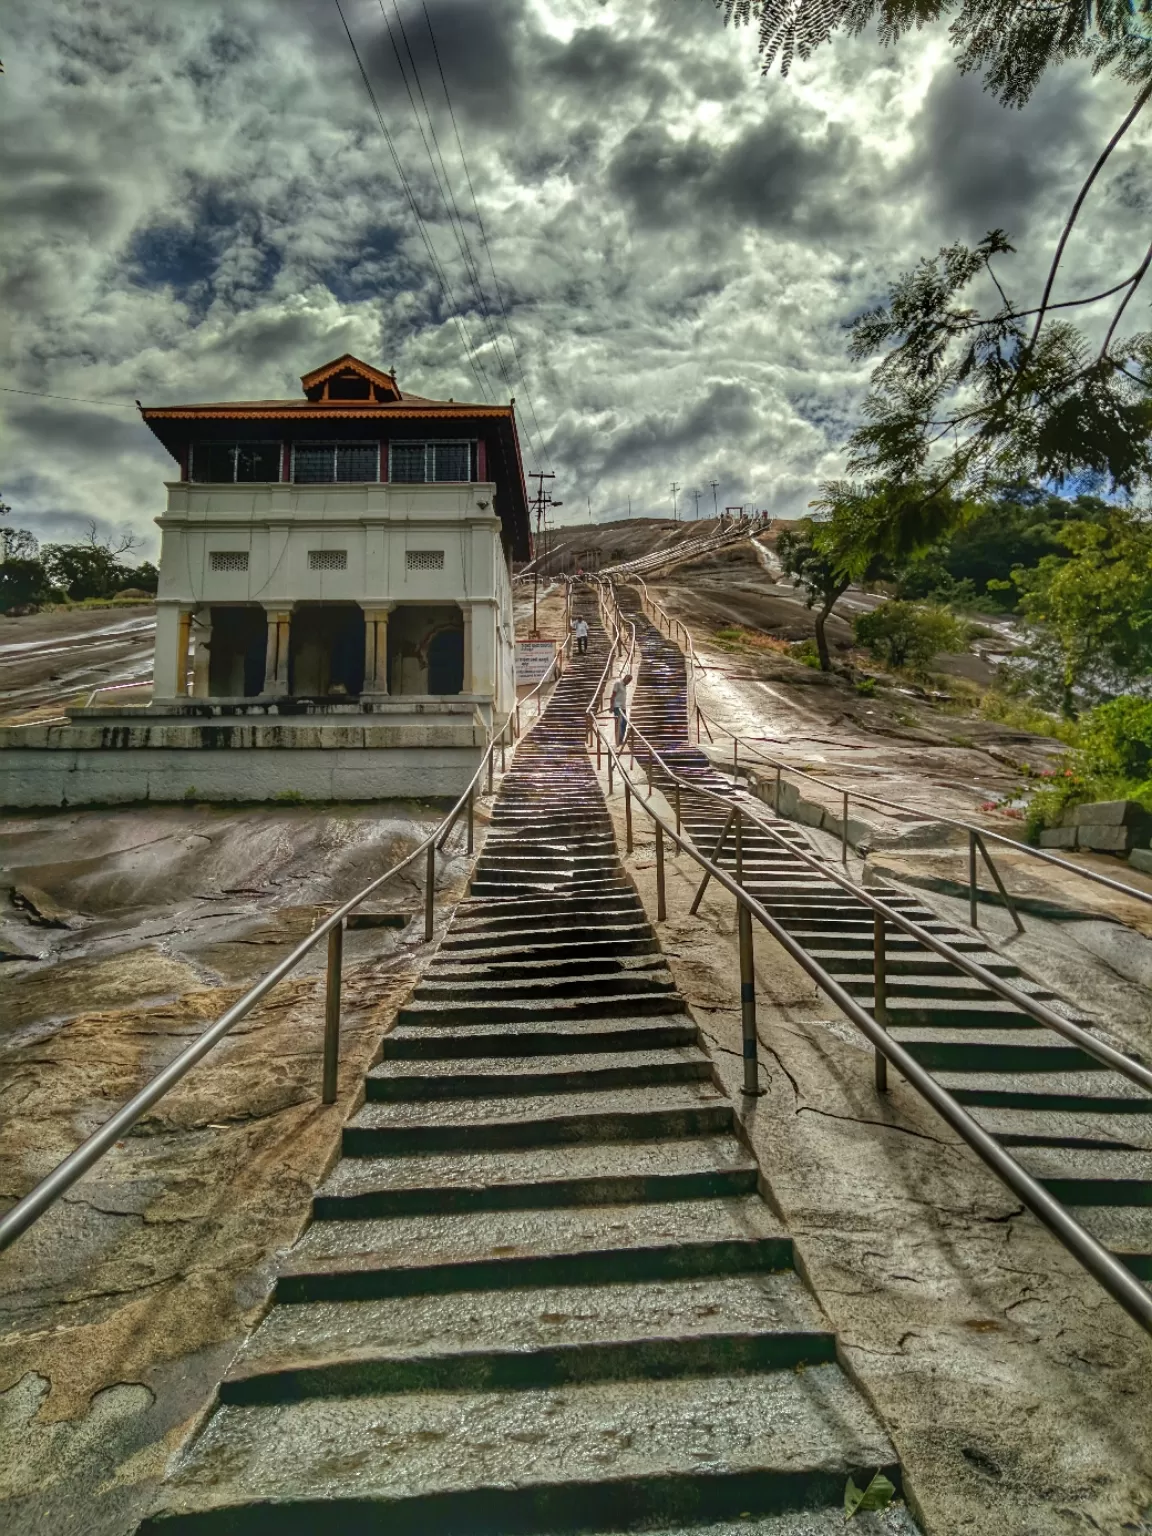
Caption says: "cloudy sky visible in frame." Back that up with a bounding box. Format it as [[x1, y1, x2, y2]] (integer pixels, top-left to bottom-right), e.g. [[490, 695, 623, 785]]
[[1, 0, 1147, 554]]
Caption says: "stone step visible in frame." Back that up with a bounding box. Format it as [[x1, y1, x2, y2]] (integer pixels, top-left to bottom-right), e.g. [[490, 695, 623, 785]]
[[138, 1365, 899, 1534], [935, 1069, 1152, 1112], [312, 1136, 760, 1219], [968, 1105, 1152, 1151], [412, 966, 677, 999], [277, 1197, 794, 1303], [398, 993, 690, 1027], [381, 1016, 700, 1061], [222, 1270, 833, 1403], [888, 1025, 1104, 1074], [366, 1047, 712, 1100], [1013, 1145, 1152, 1204], [343, 1086, 734, 1155]]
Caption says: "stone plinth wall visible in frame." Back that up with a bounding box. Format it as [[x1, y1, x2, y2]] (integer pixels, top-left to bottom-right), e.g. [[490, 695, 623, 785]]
[[0, 718, 487, 806]]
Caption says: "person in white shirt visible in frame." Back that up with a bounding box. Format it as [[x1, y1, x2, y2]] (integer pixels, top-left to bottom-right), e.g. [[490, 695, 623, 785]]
[[573, 616, 589, 654], [609, 674, 631, 746]]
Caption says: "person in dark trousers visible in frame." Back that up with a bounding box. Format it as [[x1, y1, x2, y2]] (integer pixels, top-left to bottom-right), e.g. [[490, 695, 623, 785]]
[[610, 673, 631, 746], [573, 616, 589, 655]]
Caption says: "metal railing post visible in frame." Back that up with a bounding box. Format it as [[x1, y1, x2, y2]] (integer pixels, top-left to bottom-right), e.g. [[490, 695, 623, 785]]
[[608, 752, 614, 794], [625, 780, 634, 853], [655, 820, 667, 921], [425, 844, 436, 942], [733, 738, 739, 774], [735, 809, 743, 884], [968, 829, 979, 929], [873, 912, 889, 1094], [675, 783, 681, 839], [466, 787, 474, 857], [841, 791, 849, 865], [501, 732, 507, 774], [738, 902, 760, 1096], [774, 765, 782, 813], [487, 746, 494, 796], [321, 919, 344, 1105]]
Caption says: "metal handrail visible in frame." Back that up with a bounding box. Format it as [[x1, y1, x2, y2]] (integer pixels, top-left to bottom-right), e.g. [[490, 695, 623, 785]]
[[690, 698, 1152, 912], [0, 645, 568, 1256], [586, 707, 1152, 1336]]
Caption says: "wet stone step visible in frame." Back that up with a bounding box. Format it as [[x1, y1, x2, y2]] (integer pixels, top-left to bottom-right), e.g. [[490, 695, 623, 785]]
[[222, 1271, 834, 1403], [139, 1366, 899, 1535]]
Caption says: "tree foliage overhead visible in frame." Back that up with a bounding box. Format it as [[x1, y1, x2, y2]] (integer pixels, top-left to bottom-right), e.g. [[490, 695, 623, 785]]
[[707, 0, 1152, 105], [847, 223, 1152, 500]]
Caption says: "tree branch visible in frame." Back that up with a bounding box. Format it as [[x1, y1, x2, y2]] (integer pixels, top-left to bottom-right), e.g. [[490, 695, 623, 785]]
[[1099, 237, 1152, 360], [1026, 80, 1152, 359]]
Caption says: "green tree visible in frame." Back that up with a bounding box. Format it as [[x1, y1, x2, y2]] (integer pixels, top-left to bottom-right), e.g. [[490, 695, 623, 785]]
[[1009, 504, 1152, 714], [777, 519, 851, 671], [0, 558, 54, 613], [853, 600, 968, 672]]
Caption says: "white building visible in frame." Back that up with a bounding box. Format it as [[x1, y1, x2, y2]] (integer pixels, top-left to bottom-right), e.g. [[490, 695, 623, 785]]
[[0, 355, 532, 807]]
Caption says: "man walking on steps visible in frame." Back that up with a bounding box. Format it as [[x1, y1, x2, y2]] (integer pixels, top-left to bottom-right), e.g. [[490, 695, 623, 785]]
[[573, 616, 589, 655], [610, 673, 631, 746]]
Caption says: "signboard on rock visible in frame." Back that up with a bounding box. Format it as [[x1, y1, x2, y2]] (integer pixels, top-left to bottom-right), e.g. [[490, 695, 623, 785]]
[[516, 640, 556, 687]]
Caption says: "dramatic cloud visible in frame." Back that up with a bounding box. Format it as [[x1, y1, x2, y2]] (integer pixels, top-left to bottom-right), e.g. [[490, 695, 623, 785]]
[[0, 0, 1148, 553]]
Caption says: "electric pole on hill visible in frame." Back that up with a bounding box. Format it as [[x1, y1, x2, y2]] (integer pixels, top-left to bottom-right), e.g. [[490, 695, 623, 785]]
[[670, 482, 680, 522], [528, 470, 555, 636], [710, 480, 719, 521], [690, 488, 702, 521]]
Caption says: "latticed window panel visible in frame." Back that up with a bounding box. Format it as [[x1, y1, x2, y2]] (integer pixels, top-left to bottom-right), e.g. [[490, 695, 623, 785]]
[[336, 443, 378, 482], [390, 442, 428, 483], [209, 551, 250, 572], [431, 441, 470, 481], [308, 549, 348, 570], [406, 549, 445, 571], [293, 443, 379, 483]]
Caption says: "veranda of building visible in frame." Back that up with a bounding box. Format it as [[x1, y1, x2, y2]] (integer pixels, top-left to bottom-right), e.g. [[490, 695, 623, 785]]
[[0, 355, 532, 807]]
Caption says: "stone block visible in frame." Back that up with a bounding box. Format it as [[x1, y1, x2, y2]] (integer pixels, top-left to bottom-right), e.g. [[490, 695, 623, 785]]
[[1072, 799, 1151, 828], [1076, 823, 1136, 853], [1129, 847, 1152, 875], [1039, 826, 1079, 849]]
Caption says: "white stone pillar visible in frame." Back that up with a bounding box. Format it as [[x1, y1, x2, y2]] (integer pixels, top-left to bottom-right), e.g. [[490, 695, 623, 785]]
[[191, 610, 212, 698], [153, 604, 193, 700], [461, 604, 474, 694], [361, 605, 394, 694], [468, 598, 497, 700], [262, 608, 293, 696]]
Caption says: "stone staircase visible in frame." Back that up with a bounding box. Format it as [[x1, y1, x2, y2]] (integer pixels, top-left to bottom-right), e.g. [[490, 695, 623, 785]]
[[137, 601, 909, 1533], [620, 592, 1152, 1294]]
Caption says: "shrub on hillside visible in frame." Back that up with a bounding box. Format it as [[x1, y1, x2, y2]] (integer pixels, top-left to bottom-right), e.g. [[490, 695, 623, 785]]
[[852, 601, 967, 673]]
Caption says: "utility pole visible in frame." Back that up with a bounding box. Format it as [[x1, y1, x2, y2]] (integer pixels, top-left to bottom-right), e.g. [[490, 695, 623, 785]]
[[528, 470, 556, 636], [670, 481, 680, 523], [710, 480, 719, 522], [587, 494, 592, 523], [627, 495, 631, 519], [690, 488, 702, 521]]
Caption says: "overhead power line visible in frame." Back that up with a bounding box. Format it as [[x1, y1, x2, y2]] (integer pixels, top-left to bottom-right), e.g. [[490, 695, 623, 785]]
[[421, 0, 551, 472], [332, 0, 494, 404], [378, 0, 509, 411], [1, 386, 141, 409]]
